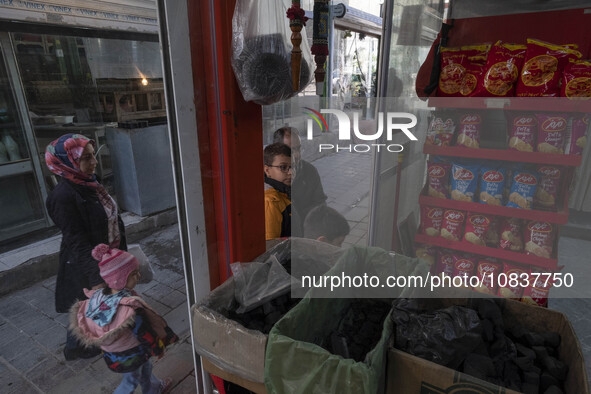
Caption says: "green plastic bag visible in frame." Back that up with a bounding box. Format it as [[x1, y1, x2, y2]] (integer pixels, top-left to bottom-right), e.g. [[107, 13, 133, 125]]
[[265, 246, 429, 394]]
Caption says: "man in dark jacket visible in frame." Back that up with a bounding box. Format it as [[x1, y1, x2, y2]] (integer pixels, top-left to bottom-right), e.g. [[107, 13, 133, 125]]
[[274, 127, 327, 237]]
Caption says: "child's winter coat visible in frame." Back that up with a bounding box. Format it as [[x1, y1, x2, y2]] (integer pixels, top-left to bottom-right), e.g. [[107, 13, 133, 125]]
[[70, 288, 177, 373]]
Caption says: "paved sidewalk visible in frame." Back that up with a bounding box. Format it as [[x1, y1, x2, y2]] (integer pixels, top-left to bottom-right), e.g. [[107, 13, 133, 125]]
[[0, 224, 196, 393], [312, 150, 372, 248]]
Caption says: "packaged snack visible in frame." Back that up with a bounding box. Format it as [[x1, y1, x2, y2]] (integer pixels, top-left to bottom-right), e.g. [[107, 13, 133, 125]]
[[460, 52, 489, 97], [451, 161, 479, 202], [536, 113, 567, 154], [524, 221, 555, 259], [499, 218, 523, 252], [427, 159, 451, 199], [452, 254, 477, 286], [440, 210, 465, 242], [561, 59, 591, 99], [565, 114, 588, 155], [463, 213, 491, 246], [416, 244, 437, 267], [475, 41, 526, 97], [474, 259, 503, 295], [498, 262, 528, 299], [485, 216, 500, 247], [506, 169, 538, 209], [535, 166, 561, 210], [479, 165, 506, 205], [435, 249, 454, 277], [456, 113, 481, 148], [521, 268, 553, 307], [438, 45, 490, 97], [516, 39, 582, 97], [420, 206, 444, 237], [426, 113, 456, 146], [507, 113, 537, 152]]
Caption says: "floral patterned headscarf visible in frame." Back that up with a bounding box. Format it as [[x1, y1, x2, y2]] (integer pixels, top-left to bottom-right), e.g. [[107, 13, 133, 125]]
[[45, 133, 99, 187], [45, 134, 121, 248]]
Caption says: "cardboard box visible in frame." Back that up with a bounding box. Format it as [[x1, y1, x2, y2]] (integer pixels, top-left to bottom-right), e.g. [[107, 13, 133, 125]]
[[191, 239, 344, 384], [386, 298, 588, 393]]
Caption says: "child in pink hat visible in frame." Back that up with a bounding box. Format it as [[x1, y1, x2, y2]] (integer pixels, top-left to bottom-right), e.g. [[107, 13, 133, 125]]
[[70, 244, 177, 393]]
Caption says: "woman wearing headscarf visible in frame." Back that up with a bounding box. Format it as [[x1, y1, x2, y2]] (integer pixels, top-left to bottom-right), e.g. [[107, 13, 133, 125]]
[[45, 133, 126, 360]]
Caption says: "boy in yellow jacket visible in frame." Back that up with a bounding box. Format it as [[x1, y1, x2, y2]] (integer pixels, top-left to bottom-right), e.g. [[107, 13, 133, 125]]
[[263, 143, 292, 240]]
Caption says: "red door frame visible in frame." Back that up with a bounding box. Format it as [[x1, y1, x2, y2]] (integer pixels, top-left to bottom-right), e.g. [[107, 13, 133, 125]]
[[187, 0, 266, 289]]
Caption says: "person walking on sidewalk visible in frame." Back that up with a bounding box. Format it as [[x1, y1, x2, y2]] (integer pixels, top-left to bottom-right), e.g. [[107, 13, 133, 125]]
[[70, 244, 176, 393], [45, 133, 127, 360]]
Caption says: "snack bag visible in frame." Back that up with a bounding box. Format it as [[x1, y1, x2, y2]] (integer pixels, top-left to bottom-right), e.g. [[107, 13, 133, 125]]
[[451, 161, 479, 202], [475, 41, 526, 97], [536, 113, 567, 154], [427, 159, 451, 199], [524, 221, 555, 259], [435, 249, 454, 277], [561, 59, 591, 99], [521, 268, 553, 307], [420, 206, 444, 237], [474, 259, 503, 295], [498, 262, 528, 299], [479, 165, 506, 205], [463, 213, 491, 246], [535, 166, 561, 210], [456, 113, 481, 148], [516, 39, 582, 97], [426, 113, 456, 146], [506, 169, 538, 209], [452, 254, 477, 286], [507, 113, 537, 152], [440, 209, 465, 242], [565, 114, 588, 155], [416, 244, 437, 267], [460, 52, 489, 97], [438, 45, 490, 97], [485, 216, 500, 247], [499, 218, 523, 252]]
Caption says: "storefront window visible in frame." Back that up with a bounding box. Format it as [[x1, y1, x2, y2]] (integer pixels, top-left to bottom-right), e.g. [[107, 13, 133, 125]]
[[0, 40, 45, 241], [12, 32, 165, 190]]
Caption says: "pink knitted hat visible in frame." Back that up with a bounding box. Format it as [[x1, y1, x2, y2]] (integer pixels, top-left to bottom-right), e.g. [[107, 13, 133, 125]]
[[92, 244, 139, 289]]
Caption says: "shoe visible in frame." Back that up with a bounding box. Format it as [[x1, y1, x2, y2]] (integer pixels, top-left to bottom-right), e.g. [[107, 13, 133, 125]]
[[63, 346, 102, 361], [159, 377, 173, 394]]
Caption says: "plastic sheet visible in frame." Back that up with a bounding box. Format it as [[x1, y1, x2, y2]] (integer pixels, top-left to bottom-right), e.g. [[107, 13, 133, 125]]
[[231, 255, 292, 313], [231, 0, 314, 105], [390, 298, 483, 370]]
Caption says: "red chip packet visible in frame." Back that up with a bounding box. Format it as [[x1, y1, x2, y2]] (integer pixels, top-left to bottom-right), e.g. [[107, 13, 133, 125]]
[[561, 59, 591, 99], [438, 45, 490, 97], [516, 39, 582, 97], [475, 41, 526, 97]]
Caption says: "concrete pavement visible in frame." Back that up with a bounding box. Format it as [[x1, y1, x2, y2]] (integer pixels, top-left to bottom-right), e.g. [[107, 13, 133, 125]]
[[0, 224, 196, 393]]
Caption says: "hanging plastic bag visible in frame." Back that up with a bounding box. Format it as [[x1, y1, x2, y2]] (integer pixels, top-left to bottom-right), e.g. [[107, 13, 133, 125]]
[[127, 244, 154, 284], [232, 0, 314, 105]]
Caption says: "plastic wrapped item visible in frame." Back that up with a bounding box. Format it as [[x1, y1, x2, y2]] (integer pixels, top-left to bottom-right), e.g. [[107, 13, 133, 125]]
[[127, 244, 154, 284], [390, 298, 482, 370], [231, 255, 292, 314], [232, 0, 314, 105]]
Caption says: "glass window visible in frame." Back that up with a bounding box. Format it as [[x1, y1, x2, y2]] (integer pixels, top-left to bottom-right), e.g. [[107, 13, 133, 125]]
[[13, 32, 165, 187], [0, 47, 29, 163]]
